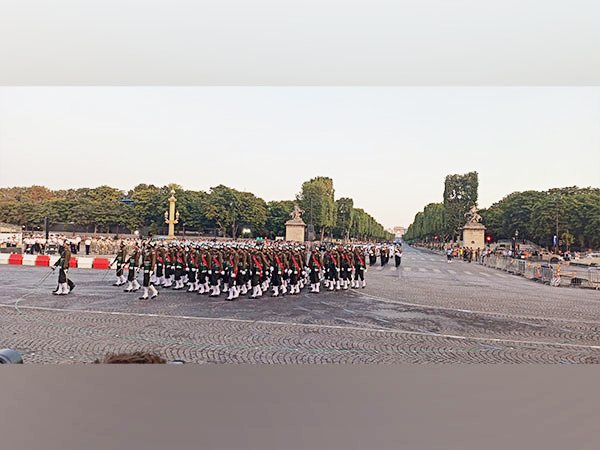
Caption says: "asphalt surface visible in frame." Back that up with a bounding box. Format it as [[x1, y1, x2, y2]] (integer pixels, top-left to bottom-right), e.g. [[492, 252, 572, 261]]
[[1, 245, 599, 363]]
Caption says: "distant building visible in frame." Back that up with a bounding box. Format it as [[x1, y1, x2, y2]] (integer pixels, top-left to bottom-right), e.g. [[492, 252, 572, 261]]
[[393, 226, 406, 238]]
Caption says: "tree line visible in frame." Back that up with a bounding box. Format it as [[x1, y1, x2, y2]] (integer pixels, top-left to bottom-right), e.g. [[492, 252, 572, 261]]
[[404, 172, 479, 243], [0, 177, 393, 241], [403, 172, 600, 250]]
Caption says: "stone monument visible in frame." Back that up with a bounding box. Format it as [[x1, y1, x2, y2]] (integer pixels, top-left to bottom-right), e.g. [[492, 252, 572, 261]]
[[462, 206, 486, 249], [164, 189, 180, 240], [285, 204, 306, 242]]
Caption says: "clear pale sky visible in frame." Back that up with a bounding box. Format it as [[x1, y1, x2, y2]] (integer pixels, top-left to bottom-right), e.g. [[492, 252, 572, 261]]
[[0, 87, 599, 229]]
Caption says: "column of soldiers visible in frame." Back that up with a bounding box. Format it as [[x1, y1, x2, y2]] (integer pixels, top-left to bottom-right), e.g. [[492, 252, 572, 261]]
[[109, 241, 371, 300]]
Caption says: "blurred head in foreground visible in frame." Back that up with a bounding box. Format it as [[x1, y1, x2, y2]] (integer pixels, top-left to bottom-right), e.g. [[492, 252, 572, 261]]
[[94, 352, 167, 364]]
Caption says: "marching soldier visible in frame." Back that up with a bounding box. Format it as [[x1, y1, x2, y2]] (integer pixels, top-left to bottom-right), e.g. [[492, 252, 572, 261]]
[[340, 248, 353, 290], [226, 250, 240, 301], [328, 249, 341, 291], [208, 249, 223, 297], [155, 245, 165, 286], [124, 243, 141, 292], [308, 245, 323, 293], [52, 241, 75, 295], [288, 249, 303, 295], [111, 241, 127, 286], [353, 247, 367, 288], [197, 247, 210, 295], [139, 243, 159, 300], [186, 245, 198, 292], [249, 249, 264, 298]]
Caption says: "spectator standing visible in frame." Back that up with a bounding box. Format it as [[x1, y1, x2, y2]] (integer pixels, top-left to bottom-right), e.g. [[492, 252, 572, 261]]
[[85, 237, 92, 255]]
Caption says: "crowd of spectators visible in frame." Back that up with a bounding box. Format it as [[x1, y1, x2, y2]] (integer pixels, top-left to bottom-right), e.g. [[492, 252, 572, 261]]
[[18, 234, 139, 256]]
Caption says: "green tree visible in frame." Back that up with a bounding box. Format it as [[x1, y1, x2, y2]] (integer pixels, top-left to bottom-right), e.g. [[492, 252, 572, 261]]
[[297, 176, 336, 240], [266, 200, 295, 237], [443, 171, 479, 241], [333, 197, 354, 240]]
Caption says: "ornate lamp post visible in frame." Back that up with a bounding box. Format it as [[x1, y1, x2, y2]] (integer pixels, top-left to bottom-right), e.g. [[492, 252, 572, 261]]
[[164, 189, 179, 239]]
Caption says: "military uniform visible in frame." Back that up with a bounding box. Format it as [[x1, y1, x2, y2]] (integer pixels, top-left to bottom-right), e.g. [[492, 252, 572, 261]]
[[208, 251, 222, 296], [197, 249, 210, 295], [111, 242, 127, 286], [353, 249, 367, 288], [340, 250, 353, 290], [249, 251, 264, 298], [140, 244, 159, 300], [308, 248, 323, 293], [124, 245, 141, 292], [53, 242, 74, 295], [328, 251, 341, 291]]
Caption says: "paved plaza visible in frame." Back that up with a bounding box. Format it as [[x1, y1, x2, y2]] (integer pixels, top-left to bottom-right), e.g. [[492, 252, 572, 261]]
[[1, 246, 600, 363]]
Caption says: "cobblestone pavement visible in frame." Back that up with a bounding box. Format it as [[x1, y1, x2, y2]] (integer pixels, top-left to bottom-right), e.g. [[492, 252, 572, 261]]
[[1, 245, 599, 363]]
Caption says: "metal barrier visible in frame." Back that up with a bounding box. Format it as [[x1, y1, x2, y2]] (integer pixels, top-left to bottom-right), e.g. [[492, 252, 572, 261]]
[[480, 255, 600, 289], [588, 269, 600, 289]]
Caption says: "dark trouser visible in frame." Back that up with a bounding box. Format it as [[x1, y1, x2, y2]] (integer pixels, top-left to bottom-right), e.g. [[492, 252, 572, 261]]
[[330, 267, 339, 281], [234, 274, 243, 286], [85, 245, 90, 255], [57, 269, 75, 290], [209, 271, 219, 286], [395, 255, 401, 267], [310, 268, 319, 284], [58, 268, 68, 283], [290, 271, 298, 285], [355, 267, 364, 281], [143, 269, 151, 287], [271, 271, 281, 286], [127, 268, 136, 281], [340, 266, 349, 280], [116, 264, 123, 277]]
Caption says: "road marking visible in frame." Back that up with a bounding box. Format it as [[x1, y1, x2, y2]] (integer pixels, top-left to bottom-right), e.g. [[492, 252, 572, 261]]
[[432, 268, 441, 273], [3, 302, 600, 352], [496, 273, 506, 278], [403, 267, 412, 272], [464, 271, 472, 275], [430, 258, 437, 262], [479, 272, 491, 277], [447, 269, 456, 274], [418, 267, 428, 272]]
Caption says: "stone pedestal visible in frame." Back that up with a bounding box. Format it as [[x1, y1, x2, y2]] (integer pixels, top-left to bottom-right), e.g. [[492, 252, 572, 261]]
[[462, 222, 486, 250], [285, 218, 306, 242]]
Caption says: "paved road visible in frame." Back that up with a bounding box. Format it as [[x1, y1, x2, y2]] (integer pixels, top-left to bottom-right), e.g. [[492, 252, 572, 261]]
[[1, 245, 599, 363]]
